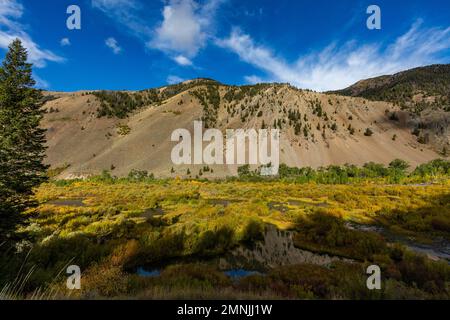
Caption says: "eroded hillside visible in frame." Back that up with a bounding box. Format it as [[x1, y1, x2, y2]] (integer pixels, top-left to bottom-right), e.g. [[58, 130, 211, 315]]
[[41, 79, 443, 178], [333, 64, 450, 154]]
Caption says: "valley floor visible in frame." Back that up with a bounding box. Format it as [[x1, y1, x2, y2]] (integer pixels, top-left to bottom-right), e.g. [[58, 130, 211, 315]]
[[1, 177, 450, 299]]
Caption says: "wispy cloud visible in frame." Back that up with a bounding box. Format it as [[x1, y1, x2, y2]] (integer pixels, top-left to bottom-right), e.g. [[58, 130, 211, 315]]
[[34, 74, 49, 89], [0, 0, 64, 68], [167, 75, 185, 84], [244, 75, 264, 84], [105, 37, 122, 54], [91, 0, 152, 39], [217, 20, 450, 91], [216, 28, 299, 85]]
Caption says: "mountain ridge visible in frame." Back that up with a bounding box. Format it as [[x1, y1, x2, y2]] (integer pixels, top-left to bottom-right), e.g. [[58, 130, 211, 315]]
[[331, 64, 450, 154], [41, 65, 448, 178]]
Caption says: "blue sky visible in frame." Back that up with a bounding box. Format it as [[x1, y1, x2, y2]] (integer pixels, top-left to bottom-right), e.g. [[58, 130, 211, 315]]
[[0, 0, 449, 91]]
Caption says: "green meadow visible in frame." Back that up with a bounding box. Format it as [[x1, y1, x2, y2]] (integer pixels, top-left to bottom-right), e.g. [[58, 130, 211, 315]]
[[1, 161, 449, 300]]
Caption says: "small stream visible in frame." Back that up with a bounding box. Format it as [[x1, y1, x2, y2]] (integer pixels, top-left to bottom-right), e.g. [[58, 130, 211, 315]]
[[347, 222, 450, 263], [136, 222, 450, 279], [136, 225, 351, 278], [219, 225, 351, 271], [223, 269, 262, 279]]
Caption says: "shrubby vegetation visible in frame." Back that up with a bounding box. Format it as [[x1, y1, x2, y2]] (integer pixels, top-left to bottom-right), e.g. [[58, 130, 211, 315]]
[[192, 85, 221, 128], [94, 91, 147, 118], [236, 159, 449, 184], [294, 210, 388, 260], [1, 166, 449, 299], [94, 78, 221, 118], [223, 83, 278, 103], [116, 124, 131, 136]]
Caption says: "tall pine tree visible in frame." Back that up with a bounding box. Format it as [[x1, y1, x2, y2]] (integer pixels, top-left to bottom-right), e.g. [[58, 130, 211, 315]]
[[0, 39, 48, 243]]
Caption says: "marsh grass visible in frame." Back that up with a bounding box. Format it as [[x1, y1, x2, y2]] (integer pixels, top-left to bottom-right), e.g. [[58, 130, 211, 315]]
[[0, 248, 73, 300], [2, 162, 449, 299]]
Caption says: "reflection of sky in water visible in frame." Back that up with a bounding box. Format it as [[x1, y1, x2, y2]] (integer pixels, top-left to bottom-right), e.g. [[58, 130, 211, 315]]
[[137, 267, 263, 279], [224, 269, 262, 279], [137, 268, 160, 277]]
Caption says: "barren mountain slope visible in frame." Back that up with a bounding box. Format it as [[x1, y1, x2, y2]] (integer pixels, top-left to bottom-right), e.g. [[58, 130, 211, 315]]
[[332, 64, 450, 153], [41, 80, 441, 178]]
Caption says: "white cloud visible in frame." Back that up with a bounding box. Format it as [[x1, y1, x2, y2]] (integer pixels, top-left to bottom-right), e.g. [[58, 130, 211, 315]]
[[216, 28, 299, 85], [105, 37, 122, 54], [244, 75, 264, 84], [150, 0, 223, 58], [0, 0, 64, 68], [150, 0, 205, 57], [60, 38, 71, 46], [217, 21, 450, 91], [167, 75, 185, 84], [173, 55, 192, 66], [34, 74, 49, 89], [92, 0, 224, 65]]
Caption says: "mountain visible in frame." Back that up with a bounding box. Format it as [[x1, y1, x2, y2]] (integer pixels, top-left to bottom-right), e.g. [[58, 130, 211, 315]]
[[332, 64, 450, 154], [41, 75, 444, 179], [332, 64, 450, 112]]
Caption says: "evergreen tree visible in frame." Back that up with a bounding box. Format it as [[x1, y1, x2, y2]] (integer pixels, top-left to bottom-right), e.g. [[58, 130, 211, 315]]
[[0, 39, 48, 242]]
